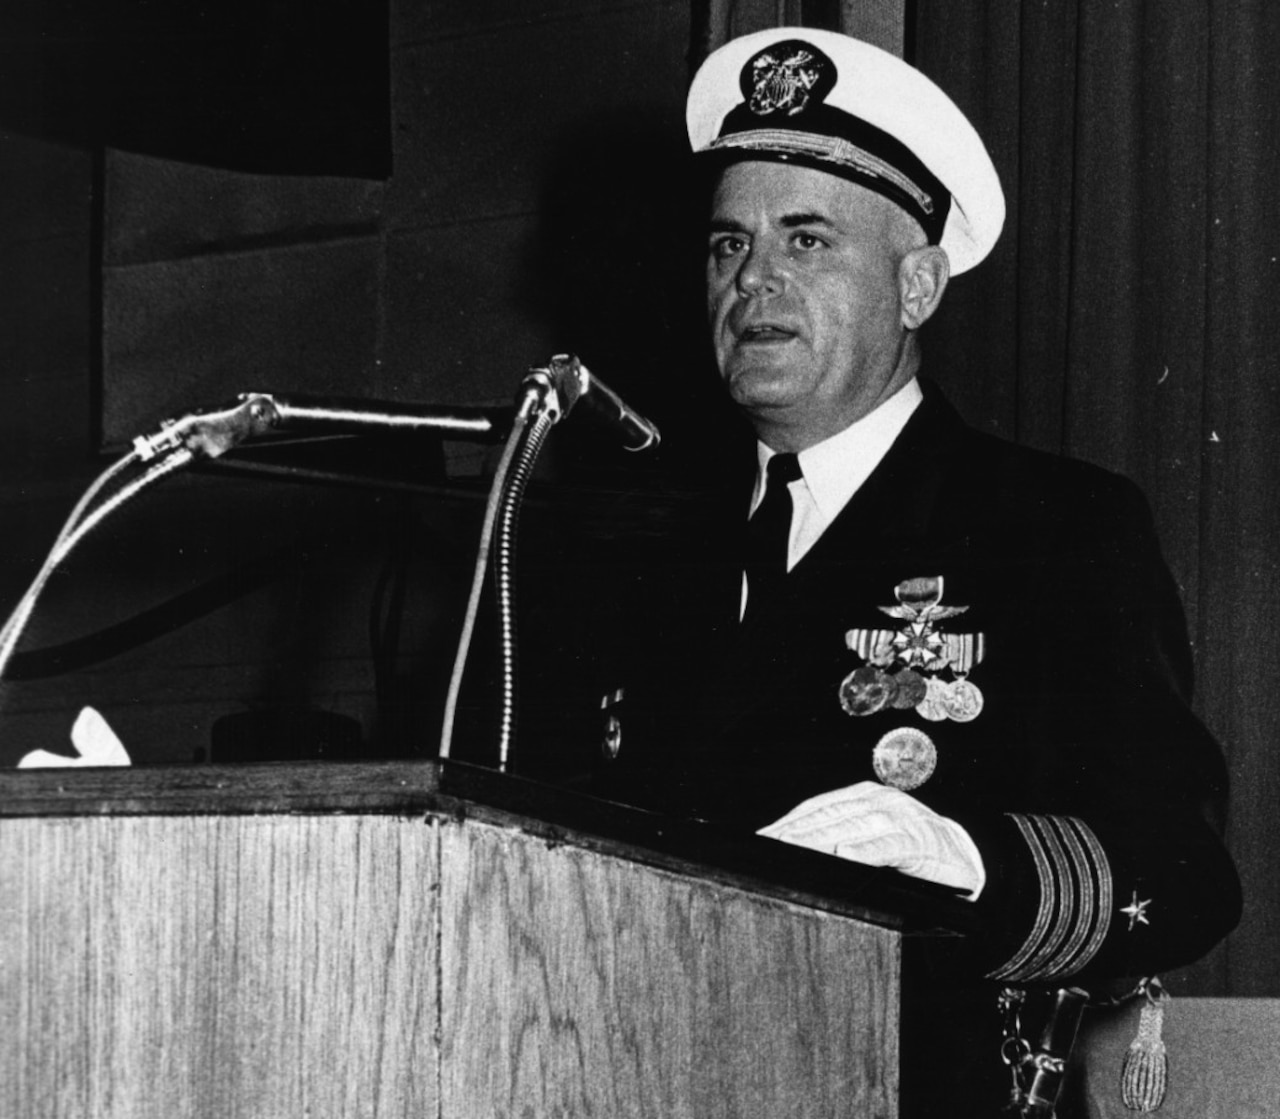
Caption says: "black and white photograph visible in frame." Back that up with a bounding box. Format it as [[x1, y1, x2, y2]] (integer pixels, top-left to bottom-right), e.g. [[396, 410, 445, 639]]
[[1, 2, 1276, 1116]]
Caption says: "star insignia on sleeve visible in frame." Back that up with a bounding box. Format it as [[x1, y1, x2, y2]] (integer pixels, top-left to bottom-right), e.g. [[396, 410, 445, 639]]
[[1121, 892, 1152, 932]]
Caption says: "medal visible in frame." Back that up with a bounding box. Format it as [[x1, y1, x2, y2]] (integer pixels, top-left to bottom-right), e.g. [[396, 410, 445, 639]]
[[841, 575, 988, 724], [878, 576, 974, 673], [915, 675, 950, 722], [942, 678, 984, 723], [838, 665, 897, 716], [873, 727, 937, 791], [890, 622, 948, 670], [889, 668, 927, 709]]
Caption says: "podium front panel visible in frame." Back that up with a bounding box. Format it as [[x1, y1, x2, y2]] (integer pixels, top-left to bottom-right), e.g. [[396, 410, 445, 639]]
[[0, 762, 934, 1117], [439, 818, 899, 1118]]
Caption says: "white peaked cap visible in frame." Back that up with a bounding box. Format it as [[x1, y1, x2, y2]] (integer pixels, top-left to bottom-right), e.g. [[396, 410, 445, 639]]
[[687, 27, 1005, 275]]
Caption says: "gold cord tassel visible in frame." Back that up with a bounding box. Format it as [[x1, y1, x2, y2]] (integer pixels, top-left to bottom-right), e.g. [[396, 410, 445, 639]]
[[1120, 984, 1168, 1112]]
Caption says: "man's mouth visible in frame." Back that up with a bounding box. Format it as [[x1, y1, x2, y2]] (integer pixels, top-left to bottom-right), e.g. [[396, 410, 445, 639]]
[[737, 324, 796, 343]]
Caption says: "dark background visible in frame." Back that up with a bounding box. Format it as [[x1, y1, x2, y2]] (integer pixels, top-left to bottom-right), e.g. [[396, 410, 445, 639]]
[[0, 0, 1275, 998]]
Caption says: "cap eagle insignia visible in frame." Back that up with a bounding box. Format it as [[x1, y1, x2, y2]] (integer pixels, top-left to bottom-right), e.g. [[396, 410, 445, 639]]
[[744, 41, 835, 117]]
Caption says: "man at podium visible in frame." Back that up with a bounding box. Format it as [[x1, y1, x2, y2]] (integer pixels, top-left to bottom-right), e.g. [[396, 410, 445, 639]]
[[594, 26, 1240, 1112]]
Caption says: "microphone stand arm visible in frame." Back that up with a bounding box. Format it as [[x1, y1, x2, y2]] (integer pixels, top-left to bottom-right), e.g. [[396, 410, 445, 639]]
[[132, 393, 510, 463]]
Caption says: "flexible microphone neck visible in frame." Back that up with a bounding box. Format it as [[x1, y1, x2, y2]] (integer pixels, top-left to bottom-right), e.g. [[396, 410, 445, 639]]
[[523, 354, 661, 452]]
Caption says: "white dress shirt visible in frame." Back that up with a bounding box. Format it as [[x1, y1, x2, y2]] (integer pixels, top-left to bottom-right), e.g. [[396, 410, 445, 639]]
[[745, 377, 923, 609]]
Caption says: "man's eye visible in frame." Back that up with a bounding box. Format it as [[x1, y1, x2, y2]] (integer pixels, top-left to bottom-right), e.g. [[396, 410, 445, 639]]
[[710, 236, 746, 260], [792, 232, 825, 250]]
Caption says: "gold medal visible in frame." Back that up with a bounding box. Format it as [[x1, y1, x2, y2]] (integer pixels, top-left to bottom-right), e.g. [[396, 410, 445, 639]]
[[942, 677, 984, 723], [916, 675, 950, 722], [838, 665, 897, 716], [873, 727, 937, 791]]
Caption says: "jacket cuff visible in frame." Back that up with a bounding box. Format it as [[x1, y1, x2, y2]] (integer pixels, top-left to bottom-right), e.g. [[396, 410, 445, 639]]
[[984, 813, 1114, 983]]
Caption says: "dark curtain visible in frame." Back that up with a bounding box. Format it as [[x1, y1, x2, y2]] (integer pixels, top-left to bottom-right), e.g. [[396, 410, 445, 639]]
[[913, 1, 1280, 997]]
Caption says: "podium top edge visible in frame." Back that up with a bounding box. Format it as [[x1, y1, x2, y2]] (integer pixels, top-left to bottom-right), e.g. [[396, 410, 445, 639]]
[[0, 758, 976, 936]]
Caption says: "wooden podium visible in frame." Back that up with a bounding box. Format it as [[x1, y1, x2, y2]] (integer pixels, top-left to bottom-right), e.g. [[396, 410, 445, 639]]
[[0, 761, 971, 1118]]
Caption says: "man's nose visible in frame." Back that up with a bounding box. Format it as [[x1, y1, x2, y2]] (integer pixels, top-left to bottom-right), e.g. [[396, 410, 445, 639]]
[[736, 243, 784, 297]]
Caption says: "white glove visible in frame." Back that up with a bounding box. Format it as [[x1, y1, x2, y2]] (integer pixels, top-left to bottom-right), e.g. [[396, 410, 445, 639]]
[[757, 781, 986, 898], [17, 706, 131, 769]]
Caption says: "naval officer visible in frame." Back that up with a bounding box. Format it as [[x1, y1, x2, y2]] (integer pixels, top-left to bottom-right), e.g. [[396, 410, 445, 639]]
[[594, 25, 1241, 1110]]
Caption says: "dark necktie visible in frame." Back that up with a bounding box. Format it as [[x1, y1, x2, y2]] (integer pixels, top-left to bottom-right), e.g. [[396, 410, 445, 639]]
[[743, 452, 802, 624]]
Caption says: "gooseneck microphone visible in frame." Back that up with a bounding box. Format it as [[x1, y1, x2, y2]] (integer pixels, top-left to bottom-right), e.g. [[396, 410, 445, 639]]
[[523, 354, 661, 452]]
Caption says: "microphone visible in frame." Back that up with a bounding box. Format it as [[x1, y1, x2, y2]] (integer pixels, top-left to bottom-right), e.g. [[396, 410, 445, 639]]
[[132, 395, 283, 461], [526, 354, 661, 452], [132, 393, 511, 461], [130, 357, 656, 465]]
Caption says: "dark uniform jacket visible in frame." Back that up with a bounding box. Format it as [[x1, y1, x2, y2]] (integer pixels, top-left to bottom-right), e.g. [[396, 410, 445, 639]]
[[598, 379, 1241, 989]]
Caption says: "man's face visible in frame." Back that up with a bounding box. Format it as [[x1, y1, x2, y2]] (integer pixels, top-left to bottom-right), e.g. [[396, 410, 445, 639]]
[[706, 161, 918, 450]]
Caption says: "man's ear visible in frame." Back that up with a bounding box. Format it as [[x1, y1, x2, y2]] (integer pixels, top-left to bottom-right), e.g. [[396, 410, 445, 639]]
[[899, 245, 951, 330]]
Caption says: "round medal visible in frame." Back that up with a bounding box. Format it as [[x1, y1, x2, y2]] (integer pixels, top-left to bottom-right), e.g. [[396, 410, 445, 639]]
[[873, 727, 937, 791], [838, 665, 896, 717], [915, 675, 950, 722], [942, 678, 984, 723], [890, 668, 928, 709]]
